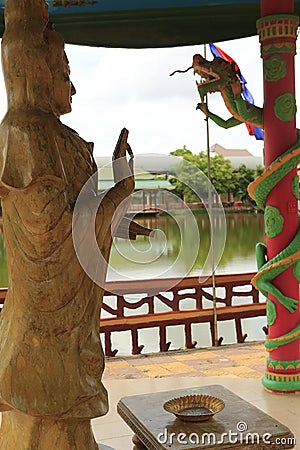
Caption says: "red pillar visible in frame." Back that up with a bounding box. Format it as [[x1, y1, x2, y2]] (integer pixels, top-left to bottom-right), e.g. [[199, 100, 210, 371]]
[[258, 0, 300, 392]]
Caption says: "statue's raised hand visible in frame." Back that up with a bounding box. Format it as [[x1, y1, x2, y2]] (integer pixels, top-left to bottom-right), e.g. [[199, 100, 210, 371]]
[[112, 128, 134, 180], [112, 128, 133, 160]]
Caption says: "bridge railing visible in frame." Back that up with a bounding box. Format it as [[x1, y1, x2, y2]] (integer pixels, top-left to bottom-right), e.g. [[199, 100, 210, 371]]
[[0, 272, 266, 357]]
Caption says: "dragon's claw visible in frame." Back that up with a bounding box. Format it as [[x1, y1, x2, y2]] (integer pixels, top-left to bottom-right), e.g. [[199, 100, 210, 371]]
[[279, 296, 298, 313], [256, 264, 300, 313]]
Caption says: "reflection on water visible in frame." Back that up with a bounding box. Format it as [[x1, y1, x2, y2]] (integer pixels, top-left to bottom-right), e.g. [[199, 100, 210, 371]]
[[0, 212, 265, 287], [108, 212, 265, 281]]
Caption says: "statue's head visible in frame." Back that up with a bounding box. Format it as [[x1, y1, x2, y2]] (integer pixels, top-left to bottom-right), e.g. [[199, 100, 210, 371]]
[[4, 0, 48, 28], [44, 23, 76, 117], [1, 0, 75, 117], [1, 0, 51, 111], [192, 54, 242, 100]]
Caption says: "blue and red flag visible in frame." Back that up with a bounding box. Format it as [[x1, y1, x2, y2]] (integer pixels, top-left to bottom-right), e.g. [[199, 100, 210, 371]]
[[209, 43, 264, 141]]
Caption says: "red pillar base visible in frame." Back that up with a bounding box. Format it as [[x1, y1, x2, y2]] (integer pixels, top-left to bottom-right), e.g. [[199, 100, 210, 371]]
[[262, 373, 300, 393], [262, 357, 300, 392]]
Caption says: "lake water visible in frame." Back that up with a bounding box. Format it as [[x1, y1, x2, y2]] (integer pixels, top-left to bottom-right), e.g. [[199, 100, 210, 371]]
[[0, 212, 267, 353], [0, 212, 265, 287], [108, 211, 265, 281]]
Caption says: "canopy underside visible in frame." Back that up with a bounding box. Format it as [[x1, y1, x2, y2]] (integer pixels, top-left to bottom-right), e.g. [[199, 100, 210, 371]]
[[0, 1, 300, 48]]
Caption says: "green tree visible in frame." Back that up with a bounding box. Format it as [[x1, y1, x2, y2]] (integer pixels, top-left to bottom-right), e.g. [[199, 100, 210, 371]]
[[254, 164, 264, 178], [232, 164, 255, 203], [232, 163, 264, 204], [171, 145, 193, 158], [170, 146, 234, 202]]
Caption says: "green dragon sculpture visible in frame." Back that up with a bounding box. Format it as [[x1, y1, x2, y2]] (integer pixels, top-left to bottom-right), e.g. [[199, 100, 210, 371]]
[[192, 54, 263, 130], [192, 53, 300, 352]]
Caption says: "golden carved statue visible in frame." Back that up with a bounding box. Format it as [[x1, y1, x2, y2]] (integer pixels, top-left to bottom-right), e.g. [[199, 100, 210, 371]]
[[0, 0, 137, 448]]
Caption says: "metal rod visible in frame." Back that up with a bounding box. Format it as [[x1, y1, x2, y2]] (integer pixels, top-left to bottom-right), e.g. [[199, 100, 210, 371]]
[[203, 44, 218, 347]]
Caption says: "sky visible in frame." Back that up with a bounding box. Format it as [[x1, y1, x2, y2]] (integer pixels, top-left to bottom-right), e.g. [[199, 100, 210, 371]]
[[0, 34, 296, 159]]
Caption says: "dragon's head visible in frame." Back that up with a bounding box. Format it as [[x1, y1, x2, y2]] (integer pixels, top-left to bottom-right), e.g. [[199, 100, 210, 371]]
[[192, 54, 242, 100]]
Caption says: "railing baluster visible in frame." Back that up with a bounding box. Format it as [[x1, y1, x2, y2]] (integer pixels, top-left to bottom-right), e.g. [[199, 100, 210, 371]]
[[185, 322, 197, 349], [159, 326, 171, 352], [131, 329, 144, 355], [0, 273, 266, 356], [104, 331, 118, 357], [235, 317, 248, 343]]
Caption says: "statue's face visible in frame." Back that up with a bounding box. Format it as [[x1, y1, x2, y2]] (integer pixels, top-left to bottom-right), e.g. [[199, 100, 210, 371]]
[[44, 25, 76, 117], [52, 52, 74, 116]]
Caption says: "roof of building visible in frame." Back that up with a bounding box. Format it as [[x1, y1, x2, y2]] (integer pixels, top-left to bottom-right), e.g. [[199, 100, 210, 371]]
[[96, 142, 263, 174], [97, 165, 174, 191], [211, 143, 263, 169], [95, 155, 179, 175], [211, 143, 253, 158], [98, 178, 174, 191], [98, 166, 155, 180]]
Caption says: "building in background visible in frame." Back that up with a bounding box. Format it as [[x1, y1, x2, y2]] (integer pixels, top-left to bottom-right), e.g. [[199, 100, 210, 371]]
[[211, 144, 263, 168], [97, 162, 177, 215], [96, 144, 264, 211]]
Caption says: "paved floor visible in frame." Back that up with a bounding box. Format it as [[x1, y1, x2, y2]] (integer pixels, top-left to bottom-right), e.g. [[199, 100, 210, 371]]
[[104, 341, 266, 380], [94, 376, 300, 449], [1, 341, 298, 449]]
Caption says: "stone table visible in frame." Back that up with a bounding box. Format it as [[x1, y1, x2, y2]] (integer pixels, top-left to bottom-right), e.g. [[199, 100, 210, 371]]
[[117, 384, 295, 449]]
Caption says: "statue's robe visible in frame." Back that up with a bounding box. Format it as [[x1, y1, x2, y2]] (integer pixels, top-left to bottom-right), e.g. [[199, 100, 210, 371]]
[[0, 111, 119, 419]]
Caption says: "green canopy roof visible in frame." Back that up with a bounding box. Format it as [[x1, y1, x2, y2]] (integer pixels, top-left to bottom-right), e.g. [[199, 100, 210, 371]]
[[97, 166, 174, 191], [1, 1, 300, 48], [98, 178, 174, 191]]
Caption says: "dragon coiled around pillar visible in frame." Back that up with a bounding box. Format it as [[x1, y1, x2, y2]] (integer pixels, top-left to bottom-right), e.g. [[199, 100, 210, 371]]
[[192, 54, 300, 352]]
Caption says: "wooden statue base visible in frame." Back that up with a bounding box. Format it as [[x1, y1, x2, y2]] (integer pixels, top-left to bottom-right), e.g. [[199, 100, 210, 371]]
[[117, 385, 295, 449]]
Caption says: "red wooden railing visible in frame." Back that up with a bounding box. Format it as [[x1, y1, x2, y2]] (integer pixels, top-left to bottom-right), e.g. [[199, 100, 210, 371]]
[[0, 272, 266, 357]]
